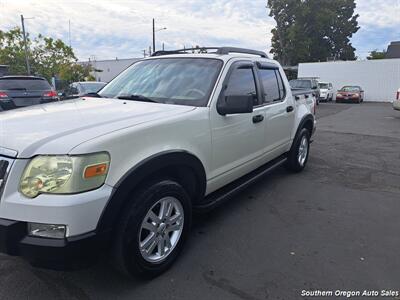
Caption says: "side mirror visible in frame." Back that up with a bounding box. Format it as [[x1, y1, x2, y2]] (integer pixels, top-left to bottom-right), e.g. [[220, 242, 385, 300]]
[[217, 94, 254, 115], [312, 85, 318, 89]]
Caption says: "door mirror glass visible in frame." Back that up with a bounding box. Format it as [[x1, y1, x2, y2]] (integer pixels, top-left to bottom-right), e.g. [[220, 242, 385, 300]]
[[217, 95, 253, 115], [217, 65, 257, 115]]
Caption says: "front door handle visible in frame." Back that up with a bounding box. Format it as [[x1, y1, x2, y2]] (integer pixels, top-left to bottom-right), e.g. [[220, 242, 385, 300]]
[[286, 106, 294, 113], [252, 114, 264, 123]]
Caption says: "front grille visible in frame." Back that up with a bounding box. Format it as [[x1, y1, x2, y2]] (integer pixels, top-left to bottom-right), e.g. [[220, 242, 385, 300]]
[[0, 156, 14, 199]]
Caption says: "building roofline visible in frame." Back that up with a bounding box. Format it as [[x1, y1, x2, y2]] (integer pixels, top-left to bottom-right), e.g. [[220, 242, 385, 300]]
[[79, 57, 141, 63], [299, 58, 400, 65]]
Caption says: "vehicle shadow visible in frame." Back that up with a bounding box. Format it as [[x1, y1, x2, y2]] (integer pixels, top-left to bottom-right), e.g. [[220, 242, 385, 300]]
[[0, 166, 293, 300]]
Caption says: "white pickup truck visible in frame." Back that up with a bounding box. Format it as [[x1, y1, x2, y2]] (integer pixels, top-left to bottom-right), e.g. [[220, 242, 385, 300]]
[[0, 47, 316, 278]]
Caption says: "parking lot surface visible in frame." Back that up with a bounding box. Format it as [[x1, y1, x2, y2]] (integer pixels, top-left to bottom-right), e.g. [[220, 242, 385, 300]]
[[1, 102, 399, 300]]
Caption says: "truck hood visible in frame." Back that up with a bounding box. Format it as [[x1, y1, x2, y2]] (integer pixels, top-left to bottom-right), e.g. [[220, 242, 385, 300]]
[[0, 98, 195, 158]]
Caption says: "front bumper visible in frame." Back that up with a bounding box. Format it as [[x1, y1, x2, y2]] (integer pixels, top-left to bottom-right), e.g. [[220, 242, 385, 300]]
[[336, 97, 360, 103], [0, 218, 109, 269], [0, 156, 114, 269]]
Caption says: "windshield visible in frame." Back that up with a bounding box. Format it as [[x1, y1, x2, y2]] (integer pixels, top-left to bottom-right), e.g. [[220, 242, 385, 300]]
[[80, 82, 106, 94], [289, 79, 312, 89], [99, 58, 223, 106], [341, 86, 360, 92], [0, 78, 51, 90], [319, 83, 329, 89]]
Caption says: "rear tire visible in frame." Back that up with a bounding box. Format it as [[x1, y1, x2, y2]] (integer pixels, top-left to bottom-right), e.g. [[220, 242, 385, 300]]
[[112, 179, 192, 278], [286, 128, 310, 172]]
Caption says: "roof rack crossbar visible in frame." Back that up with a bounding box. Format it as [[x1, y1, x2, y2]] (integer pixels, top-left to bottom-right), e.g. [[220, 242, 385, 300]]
[[151, 47, 268, 58]]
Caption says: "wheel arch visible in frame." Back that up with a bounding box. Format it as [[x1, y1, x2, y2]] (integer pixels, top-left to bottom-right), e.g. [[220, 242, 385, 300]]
[[96, 150, 207, 234], [292, 114, 314, 147]]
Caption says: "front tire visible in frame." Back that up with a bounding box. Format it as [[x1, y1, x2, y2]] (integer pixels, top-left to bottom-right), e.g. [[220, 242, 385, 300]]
[[112, 179, 192, 278], [286, 128, 310, 172]]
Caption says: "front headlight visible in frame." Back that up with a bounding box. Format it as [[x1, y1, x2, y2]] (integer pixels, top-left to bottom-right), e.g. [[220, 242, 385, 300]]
[[20, 152, 110, 198]]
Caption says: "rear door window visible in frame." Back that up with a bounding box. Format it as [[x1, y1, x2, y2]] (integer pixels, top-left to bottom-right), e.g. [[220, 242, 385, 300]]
[[258, 69, 281, 103], [0, 79, 51, 90]]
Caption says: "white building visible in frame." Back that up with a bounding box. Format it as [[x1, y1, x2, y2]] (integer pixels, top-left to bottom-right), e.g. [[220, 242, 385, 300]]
[[82, 58, 140, 83], [298, 59, 400, 102]]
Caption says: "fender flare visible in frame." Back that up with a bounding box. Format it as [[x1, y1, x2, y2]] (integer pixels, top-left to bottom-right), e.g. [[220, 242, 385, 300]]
[[291, 114, 315, 147], [96, 150, 206, 233]]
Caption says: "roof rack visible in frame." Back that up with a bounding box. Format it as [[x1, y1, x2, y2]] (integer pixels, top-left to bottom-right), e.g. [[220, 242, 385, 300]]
[[151, 47, 268, 58]]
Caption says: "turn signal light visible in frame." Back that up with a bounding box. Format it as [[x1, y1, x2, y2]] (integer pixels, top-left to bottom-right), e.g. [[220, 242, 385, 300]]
[[43, 90, 58, 98], [84, 163, 108, 179]]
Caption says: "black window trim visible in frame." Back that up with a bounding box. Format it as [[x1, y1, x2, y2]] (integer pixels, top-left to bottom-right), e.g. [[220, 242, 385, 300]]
[[255, 64, 287, 106], [217, 60, 262, 108], [275, 69, 287, 101]]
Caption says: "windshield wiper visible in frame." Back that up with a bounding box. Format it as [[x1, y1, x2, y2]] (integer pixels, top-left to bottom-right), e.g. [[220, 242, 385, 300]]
[[116, 94, 159, 103], [83, 92, 102, 98]]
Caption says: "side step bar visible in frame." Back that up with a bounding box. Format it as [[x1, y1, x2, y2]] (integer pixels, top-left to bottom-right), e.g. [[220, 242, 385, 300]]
[[195, 155, 287, 212]]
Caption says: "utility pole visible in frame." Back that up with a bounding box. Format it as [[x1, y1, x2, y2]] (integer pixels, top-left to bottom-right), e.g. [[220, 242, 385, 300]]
[[143, 49, 146, 58], [152, 18, 155, 54], [68, 20, 71, 47], [152, 19, 167, 54], [20, 15, 31, 75]]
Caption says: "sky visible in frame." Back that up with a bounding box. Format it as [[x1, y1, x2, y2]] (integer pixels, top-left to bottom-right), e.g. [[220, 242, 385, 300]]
[[0, 0, 399, 61]]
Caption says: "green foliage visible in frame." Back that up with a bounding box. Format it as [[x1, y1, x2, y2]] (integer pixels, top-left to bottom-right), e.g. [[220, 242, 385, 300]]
[[59, 63, 95, 82], [367, 49, 386, 60], [267, 0, 360, 65], [0, 27, 93, 82], [0, 28, 29, 74]]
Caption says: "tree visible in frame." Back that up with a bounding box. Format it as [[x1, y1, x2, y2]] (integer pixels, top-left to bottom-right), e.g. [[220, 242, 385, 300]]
[[267, 0, 360, 65], [0, 27, 93, 82], [59, 63, 95, 82], [30, 35, 77, 80], [367, 49, 386, 60], [0, 28, 29, 74]]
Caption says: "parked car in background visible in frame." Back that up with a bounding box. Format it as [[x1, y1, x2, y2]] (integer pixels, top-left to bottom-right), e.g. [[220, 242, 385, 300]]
[[59, 81, 106, 100], [289, 77, 320, 104], [0, 76, 58, 111], [318, 82, 333, 102], [336, 86, 364, 103], [393, 88, 400, 111]]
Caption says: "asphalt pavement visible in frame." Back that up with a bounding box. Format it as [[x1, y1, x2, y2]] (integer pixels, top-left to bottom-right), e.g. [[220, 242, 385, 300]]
[[1, 102, 399, 300]]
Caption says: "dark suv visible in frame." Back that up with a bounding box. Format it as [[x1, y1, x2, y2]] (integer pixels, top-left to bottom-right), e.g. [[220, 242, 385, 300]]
[[0, 76, 58, 111], [289, 78, 320, 104]]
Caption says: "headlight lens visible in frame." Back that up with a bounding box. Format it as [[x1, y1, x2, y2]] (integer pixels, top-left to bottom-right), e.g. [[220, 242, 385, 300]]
[[20, 152, 110, 198]]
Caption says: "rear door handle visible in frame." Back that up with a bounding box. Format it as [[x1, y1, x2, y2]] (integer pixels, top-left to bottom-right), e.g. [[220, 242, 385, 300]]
[[252, 114, 264, 123], [286, 106, 294, 113]]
